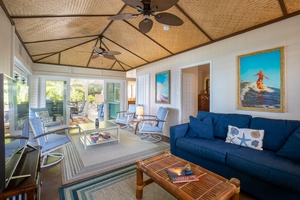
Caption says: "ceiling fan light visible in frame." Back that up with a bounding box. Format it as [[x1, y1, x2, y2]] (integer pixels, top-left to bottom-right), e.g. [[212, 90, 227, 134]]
[[163, 24, 170, 31]]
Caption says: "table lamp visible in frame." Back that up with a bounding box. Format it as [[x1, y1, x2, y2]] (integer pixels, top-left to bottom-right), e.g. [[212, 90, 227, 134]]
[[136, 105, 144, 120]]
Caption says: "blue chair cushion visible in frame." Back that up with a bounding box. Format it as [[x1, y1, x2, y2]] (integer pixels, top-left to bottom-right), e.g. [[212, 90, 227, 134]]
[[196, 111, 252, 139], [226, 147, 300, 193], [43, 134, 70, 153], [157, 107, 168, 128], [138, 123, 162, 132], [176, 137, 240, 165], [250, 117, 300, 151], [276, 126, 300, 163], [186, 116, 214, 140], [30, 117, 47, 146], [115, 117, 128, 124]]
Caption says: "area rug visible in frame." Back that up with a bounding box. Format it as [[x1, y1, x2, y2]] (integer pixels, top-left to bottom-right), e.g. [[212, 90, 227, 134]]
[[61, 128, 170, 185], [59, 164, 176, 200], [70, 116, 93, 126]]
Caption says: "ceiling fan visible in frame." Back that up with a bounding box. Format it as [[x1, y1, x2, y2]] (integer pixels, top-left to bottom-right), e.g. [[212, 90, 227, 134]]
[[91, 36, 121, 60], [108, 0, 183, 33]]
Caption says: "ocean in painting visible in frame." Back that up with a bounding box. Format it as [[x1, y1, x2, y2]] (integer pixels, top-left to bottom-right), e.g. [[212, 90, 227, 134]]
[[240, 81, 281, 108]]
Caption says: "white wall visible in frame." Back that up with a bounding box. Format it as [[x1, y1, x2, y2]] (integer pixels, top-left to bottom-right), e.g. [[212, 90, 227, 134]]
[[136, 15, 300, 137]]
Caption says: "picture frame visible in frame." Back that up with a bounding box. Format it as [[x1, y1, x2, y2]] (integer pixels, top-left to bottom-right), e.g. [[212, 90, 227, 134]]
[[237, 47, 285, 112], [155, 70, 170, 104]]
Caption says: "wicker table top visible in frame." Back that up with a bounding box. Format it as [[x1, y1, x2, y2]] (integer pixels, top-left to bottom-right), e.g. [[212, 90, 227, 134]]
[[136, 150, 240, 200]]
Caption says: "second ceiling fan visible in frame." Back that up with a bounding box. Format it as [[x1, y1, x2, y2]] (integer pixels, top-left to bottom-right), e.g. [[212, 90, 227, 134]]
[[91, 36, 121, 60], [108, 0, 183, 33]]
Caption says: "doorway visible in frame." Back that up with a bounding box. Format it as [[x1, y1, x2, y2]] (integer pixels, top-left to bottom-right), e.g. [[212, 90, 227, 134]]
[[181, 63, 210, 123], [45, 79, 69, 125]]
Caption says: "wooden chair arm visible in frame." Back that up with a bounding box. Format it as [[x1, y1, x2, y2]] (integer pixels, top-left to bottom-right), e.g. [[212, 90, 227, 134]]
[[34, 126, 71, 139]]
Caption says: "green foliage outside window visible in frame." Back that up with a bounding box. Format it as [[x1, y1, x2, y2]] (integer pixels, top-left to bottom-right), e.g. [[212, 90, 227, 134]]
[[70, 79, 85, 102], [46, 81, 64, 101]]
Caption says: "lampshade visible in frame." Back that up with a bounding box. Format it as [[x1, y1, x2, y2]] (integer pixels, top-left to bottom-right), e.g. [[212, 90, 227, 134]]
[[136, 106, 144, 116]]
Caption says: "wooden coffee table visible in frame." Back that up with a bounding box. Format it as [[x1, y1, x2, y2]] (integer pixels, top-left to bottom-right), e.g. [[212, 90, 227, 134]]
[[136, 150, 240, 200]]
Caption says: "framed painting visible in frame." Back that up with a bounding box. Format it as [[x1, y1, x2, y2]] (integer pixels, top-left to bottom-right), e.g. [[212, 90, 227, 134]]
[[237, 47, 285, 112], [155, 70, 170, 104]]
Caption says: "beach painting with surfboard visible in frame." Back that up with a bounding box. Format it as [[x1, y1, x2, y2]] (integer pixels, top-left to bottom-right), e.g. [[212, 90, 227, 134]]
[[237, 47, 285, 112], [155, 70, 170, 104]]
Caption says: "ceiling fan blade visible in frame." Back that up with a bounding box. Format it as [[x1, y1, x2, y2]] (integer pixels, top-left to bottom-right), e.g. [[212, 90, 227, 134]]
[[122, 0, 144, 10], [92, 46, 103, 54], [106, 51, 121, 56], [150, 0, 178, 11], [108, 13, 138, 20], [103, 54, 116, 60], [91, 54, 100, 59], [155, 12, 183, 26], [139, 19, 153, 33]]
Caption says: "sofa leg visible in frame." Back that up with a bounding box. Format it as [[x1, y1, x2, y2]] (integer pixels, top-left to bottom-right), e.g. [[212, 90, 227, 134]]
[[229, 178, 240, 200]]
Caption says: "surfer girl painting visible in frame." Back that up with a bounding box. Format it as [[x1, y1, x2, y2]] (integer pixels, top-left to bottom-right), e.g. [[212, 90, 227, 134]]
[[237, 47, 284, 112], [254, 70, 269, 91]]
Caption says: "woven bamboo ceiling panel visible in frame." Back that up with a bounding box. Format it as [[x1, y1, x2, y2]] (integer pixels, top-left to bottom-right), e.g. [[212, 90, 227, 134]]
[[1, 0, 300, 71]]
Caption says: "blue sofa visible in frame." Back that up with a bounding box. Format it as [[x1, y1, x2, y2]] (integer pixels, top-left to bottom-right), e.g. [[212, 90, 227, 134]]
[[170, 111, 300, 200]]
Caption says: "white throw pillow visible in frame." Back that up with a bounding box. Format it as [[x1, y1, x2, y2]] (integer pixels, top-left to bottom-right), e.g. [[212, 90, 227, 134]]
[[35, 111, 53, 122], [151, 121, 158, 127], [225, 125, 264, 151]]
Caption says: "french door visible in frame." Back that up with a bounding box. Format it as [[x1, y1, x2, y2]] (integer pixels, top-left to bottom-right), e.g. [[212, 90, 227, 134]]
[[44, 78, 70, 125], [103, 80, 125, 121]]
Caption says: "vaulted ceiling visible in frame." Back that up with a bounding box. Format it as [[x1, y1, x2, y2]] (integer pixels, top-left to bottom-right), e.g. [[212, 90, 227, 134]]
[[1, 0, 300, 72]]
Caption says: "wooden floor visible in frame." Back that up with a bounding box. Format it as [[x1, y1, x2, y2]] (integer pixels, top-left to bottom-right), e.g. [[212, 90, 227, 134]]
[[40, 135, 256, 200]]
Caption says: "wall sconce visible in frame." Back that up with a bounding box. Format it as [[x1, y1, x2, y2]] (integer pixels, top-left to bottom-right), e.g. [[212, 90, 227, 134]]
[[136, 105, 144, 120], [163, 24, 170, 31]]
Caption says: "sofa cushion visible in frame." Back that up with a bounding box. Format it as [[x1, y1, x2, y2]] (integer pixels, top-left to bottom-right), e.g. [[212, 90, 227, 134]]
[[176, 137, 240, 165], [226, 147, 300, 193], [196, 111, 252, 139], [276, 126, 300, 163], [250, 117, 300, 151], [186, 116, 214, 140], [225, 125, 264, 150]]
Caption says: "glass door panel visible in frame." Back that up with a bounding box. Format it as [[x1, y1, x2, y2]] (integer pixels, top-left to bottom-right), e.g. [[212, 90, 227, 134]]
[[104, 82, 120, 120], [45, 80, 68, 125], [87, 80, 104, 121]]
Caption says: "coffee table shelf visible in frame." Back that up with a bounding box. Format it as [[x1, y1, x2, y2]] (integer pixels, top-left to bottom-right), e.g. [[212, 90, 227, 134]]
[[80, 134, 118, 146], [78, 121, 120, 150]]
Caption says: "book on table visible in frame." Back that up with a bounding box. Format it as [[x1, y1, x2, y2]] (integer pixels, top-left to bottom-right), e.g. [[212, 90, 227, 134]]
[[166, 167, 199, 183]]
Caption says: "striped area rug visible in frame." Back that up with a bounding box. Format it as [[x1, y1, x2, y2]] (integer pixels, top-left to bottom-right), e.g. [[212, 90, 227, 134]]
[[59, 165, 176, 200], [61, 128, 170, 185]]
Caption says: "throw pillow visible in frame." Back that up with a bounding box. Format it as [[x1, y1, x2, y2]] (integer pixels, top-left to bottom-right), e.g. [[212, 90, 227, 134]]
[[225, 125, 264, 150], [276, 126, 300, 163], [151, 120, 158, 127], [35, 111, 52, 122], [186, 116, 214, 140]]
